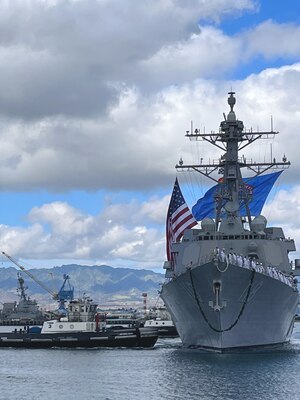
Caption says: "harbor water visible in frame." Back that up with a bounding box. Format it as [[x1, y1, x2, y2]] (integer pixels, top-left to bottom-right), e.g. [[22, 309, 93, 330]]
[[2, 325, 300, 400]]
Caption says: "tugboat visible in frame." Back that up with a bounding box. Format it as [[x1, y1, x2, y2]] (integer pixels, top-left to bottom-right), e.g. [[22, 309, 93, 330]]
[[143, 307, 178, 337], [161, 92, 299, 352], [143, 318, 178, 338], [0, 296, 158, 348]]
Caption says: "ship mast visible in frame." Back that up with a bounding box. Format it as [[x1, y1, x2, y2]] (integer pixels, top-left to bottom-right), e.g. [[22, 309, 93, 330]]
[[17, 273, 29, 302], [176, 92, 290, 231]]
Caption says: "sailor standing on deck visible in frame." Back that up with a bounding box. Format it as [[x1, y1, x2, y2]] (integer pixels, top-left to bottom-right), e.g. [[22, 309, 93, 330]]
[[250, 258, 256, 271], [244, 257, 250, 269], [237, 255, 243, 268], [220, 248, 226, 262], [232, 253, 237, 265]]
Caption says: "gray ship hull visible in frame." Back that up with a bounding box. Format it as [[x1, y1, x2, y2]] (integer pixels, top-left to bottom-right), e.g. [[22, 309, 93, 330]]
[[161, 263, 298, 351]]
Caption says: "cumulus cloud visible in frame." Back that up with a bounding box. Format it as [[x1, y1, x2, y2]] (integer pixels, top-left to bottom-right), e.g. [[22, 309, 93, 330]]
[[0, 197, 168, 267], [1, 1, 300, 266], [1, 63, 300, 191], [0, 1, 299, 193], [263, 186, 300, 259], [2, 180, 300, 268], [0, 0, 257, 120], [244, 20, 300, 59]]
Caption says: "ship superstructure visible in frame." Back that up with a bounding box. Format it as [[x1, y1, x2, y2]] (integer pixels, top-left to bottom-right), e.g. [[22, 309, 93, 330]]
[[0, 274, 46, 324], [161, 92, 299, 351]]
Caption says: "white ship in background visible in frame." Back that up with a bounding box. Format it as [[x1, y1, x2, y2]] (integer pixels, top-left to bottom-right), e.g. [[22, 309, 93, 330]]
[[161, 92, 299, 352]]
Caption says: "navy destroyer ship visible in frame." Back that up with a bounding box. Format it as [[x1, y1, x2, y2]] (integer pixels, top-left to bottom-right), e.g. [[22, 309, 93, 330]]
[[161, 92, 299, 351], [0, 274, 48, 326]]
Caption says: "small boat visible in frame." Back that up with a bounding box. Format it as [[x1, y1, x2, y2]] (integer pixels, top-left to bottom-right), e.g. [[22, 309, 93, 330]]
[[144, 318, 178, 337], [99, 309, 138, 329], [142, 306, 178, 337], [0, 297, 158, 348]]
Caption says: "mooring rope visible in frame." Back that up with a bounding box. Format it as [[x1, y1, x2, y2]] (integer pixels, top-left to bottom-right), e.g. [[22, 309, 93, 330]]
[[189, 267, 255, 333]]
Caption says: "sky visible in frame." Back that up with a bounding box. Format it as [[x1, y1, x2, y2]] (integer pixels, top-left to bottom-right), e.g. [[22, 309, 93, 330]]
[[1, 0, 300, 272]]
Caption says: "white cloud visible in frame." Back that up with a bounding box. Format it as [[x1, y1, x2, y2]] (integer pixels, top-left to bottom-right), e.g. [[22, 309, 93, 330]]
[[263, 187, 300, 226], [244, 20, 300, 59], [0, 198, 167, 267], [138, 26, 241, 87], [0, 0, 257, 119], [2, 1, 300, 267], [0, 1, 300, 193], [141, 195, 170, 223], [1, 62, 300, 192], [263, 186, 300, 259]]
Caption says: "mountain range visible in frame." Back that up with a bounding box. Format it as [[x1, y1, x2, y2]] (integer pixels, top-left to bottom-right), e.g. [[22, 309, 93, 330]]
[[0, 264, 165, 308]]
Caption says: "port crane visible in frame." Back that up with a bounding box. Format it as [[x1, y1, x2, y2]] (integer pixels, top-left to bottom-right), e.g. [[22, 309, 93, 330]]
[[1, 252, 74, 313], [58, 274, 74, 301]]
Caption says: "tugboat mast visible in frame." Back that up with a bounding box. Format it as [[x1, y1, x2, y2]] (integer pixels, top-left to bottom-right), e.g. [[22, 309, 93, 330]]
[[176, 92, 290, 230]]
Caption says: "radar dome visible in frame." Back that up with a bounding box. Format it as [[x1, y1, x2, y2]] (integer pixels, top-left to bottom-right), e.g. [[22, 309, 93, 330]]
[[251, 215, 267, 233], [201, 218, 215, 233]]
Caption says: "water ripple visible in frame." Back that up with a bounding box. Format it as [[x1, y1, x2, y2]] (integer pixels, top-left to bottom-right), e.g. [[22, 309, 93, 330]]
[[0, 336, 300, 399]]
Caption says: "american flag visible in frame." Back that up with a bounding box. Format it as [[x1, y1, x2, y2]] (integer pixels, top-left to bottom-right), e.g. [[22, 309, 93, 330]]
[[166, 178, 197, 261]]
